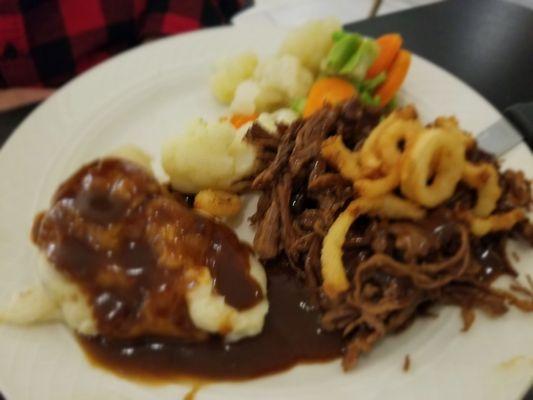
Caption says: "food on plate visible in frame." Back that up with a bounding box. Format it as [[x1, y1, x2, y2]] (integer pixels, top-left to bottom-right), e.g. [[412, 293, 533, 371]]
[[211, 51, 258, 104], [194, 189, 242, 218], [3, 158, 268, 343], [230, 54, 314, 115], [321, 195, 425, 297], [374, 49, 411, 107], [279, 18, 341, 74], [248, 108, 299, 133], [303, 77, 356, 117], [320, 30, 411, 108], [366, 33, 403, 78], [247, 96, 533, 370], [212, 19, 411, 118], [2, 18, 532, 386], [162, 118, 257, 193]]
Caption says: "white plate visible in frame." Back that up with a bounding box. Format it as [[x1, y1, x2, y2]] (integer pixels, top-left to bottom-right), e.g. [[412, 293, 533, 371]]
[[0, 25, 532, 400]]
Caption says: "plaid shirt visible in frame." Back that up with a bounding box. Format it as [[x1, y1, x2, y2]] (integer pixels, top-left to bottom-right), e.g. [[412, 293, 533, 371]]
[[0, 0, 244, 87]]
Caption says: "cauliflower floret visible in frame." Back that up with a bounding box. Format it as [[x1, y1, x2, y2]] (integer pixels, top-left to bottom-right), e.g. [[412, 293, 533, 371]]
[[255, 108, 299, 135], [211, 52, 258, 104], [255, 55, 313, 99], [162, 119, 256, 193], [279, 18, 341, 74], [230, 55, 313, 115], [230, 80, 261, 116]]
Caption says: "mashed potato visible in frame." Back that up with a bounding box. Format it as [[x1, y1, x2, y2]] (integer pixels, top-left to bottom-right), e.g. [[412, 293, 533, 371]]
[[186, 256, 268, 342], [162, 119, 257, 193], [1, 151, 268, 343], [0, 253, 97, 335], [1, 252, 268, 342]]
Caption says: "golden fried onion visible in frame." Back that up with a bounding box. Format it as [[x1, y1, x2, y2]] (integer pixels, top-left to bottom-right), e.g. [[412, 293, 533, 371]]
[[194, 189, 242, 218], [321, 106, 422, 198], [320, 105, 524, 297], [460, 209, 526, 236], [321, 195, 426, 298], [400, 127, 466, 207], [462, 162, 502, 217], [321, 106, 506, 232], [321, 135, 362, 181]]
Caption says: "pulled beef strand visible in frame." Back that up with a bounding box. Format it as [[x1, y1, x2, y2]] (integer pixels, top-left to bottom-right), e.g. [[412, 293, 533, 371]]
[[246, 97, 533, 370]]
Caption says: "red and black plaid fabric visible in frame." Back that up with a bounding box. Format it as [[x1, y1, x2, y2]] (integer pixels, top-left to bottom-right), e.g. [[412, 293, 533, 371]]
[[0, 0, 245, 87]]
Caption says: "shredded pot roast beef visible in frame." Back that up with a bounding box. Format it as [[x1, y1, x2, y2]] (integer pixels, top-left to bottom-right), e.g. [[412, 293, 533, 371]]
[[245, 98, 533, 370]]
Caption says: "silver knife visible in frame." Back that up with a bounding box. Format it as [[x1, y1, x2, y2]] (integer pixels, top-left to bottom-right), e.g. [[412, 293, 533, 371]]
[[476, 102, 533, 156]]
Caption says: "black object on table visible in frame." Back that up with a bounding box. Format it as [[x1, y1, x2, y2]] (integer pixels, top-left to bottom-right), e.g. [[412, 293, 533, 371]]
[[346, 0, 533, 113], [0, 0, 532, 399]]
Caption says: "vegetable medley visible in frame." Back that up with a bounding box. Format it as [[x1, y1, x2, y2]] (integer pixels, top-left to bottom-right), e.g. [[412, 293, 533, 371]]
[[211, 19, 412, 126]]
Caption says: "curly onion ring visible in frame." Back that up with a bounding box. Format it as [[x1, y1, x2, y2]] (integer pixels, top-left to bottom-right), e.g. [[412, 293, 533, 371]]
[[432, 116, 475, 150], [375, 120, 422, 168], [321, 195, 426, 298], [400, 127, 466, 208], [460, 209, 526, 236], [359, 106, 419, 174], [321, 135, 362, 181], [462, 162, 501, 217], [354, 168, 400, 198]]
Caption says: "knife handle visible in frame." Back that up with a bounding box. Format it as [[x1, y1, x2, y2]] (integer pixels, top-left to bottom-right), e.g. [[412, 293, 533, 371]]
[[504, 102, 533, 151]]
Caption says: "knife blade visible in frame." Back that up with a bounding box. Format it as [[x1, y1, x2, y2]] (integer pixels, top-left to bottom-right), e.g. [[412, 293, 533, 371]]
[[476, 102, 533, 156]]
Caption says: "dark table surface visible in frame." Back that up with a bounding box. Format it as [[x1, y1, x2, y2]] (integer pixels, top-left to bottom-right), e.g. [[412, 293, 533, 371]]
[[347, 0, 533, 113], [0, 0, 532, 399]]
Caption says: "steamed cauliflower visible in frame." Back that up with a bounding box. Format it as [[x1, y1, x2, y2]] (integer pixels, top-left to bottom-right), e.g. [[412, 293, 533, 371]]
[[211, 19, 340, 115], [211, 52, 258, 104], [279, 18, 341, 74], [162, 119, 256, 193], [230, 55, 313, 115], [237, 108, 298, 136]]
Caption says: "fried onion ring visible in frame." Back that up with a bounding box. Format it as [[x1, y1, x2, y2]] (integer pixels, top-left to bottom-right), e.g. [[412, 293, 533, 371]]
[[462, 162, 501, 217], [375, 120, 422, 168], [321, 195, 425, 298], [400, 127, 466, 207], [359, 106, 419, 174], [354, 168, 400, 198], [321, 135, 362, 181], [460, 209, 526, 236], [432, 116, 475, 150]]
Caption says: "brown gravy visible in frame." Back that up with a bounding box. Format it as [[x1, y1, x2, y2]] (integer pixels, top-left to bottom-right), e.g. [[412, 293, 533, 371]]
[[32, 159, 262, 340], [32, 158, 341, 381], [79, 265, 343, 381]]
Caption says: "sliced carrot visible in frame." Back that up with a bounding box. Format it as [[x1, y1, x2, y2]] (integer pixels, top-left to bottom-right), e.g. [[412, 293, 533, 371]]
[[366, 33, 403, 79], [375, 49, 411, 108], [230, 113, 258, 128], [303, 77, 356, 118]]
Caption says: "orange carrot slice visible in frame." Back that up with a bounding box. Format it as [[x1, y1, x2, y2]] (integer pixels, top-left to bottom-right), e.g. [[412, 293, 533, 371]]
[[303, 77, 356, 118], [366, 33, 403, 79], [230, 113, 258, 128], [375, 49, 411, 108]]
